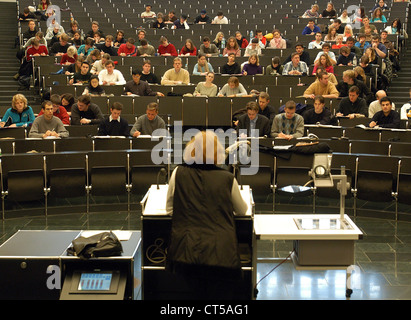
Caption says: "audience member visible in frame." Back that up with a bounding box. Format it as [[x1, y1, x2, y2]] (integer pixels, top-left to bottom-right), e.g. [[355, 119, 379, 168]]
[[136, 39, 156, 56], [49, 33, 70, 56], [98, 60, 126, 86], [69, 61, 91, 85], [140, 60, 160, 84], [242, 54, 263, 75], [221, 53, 242, 75], [172, 14, 189, 29], [212, 11, 228, 24], [199, 37, 219, 57], [0, 94, 35, 128], [303, 71, 339, 99], [336, 70, 372, 103], [244, 38, 262, 57], [192, 53, 214, 75], [130, 102, 166, 137], [312, 53, 334, 75], [218, 77, 248, 97], [194, 10, 211, 24], [96, 35, 118, 56], [86, 21, 105, 39], [70, 94, 104, 125], [98, 102, 129, 137], [302, 19, 321, 35], [82, 75, 105, 96], [336, 86, 368, 118], [265, 56, 283, 75], [308, 32, 325, 49], [141, 4, 156, 18], [161, 57, 190, 85], [303, 95, 333, 125], [271, 100, 304, 140], [180, 39, 197, 56], [368, 97, 400, 128], [124, 69, 164, 96], [223, 36, 241, 56], [269, 29, 287, 49], [282, 52, 309, 76], [237, 101, 271, 138], [117, 38, 137, 56], [235, 31, 248, 48], [283, 43, 310, 66], [29, 101, 69, 138], [157, 36, 178, 56], [400, 89, 411, 120], [193, 72, 218, 97], [258, 92, 276, 124], [369, 90, 396, 118], [37, 94, 70, 125]]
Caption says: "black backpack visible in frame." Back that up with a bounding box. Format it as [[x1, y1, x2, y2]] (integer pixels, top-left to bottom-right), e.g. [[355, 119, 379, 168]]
[[67, 231, 123, 259]]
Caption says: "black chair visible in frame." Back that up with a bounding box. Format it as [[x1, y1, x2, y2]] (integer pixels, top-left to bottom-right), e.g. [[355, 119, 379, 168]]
[[396, 157, 411, 206], [0, 154, 45, 218], [353, 155, 399, 217], [54, 138, 94, 152], [182, 97, 206, 127], [45, 153, 88, 210], [87, 151, 128, 197], [236, 165, 272, 202], [349, 140, 391, 156], [207, 97, 232, 127], [92, 137, 132, 151], [66, 125, 99, 138]]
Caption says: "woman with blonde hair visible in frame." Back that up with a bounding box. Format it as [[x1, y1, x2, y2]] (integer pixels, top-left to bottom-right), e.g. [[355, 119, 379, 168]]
[[354, 66, 366, 82], [213, 31, 225, 49], [0, 94, 35, 128], [165, 130, 248, 300], [242, 54, 263, 76], [60, 45, 78, 65], [302, 4, 319, 18], [343, 25, 354, 41]]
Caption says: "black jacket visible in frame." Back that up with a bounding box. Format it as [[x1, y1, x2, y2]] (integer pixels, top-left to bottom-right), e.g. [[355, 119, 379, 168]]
[[237, 113, 271, 137], [166, 164, 242, 275]]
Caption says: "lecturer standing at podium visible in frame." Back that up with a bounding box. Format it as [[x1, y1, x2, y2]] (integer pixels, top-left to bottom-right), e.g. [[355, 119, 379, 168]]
[[165, 131, 248, 300]]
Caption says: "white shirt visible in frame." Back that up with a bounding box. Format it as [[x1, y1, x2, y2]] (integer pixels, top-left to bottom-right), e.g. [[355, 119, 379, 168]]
[[98, 69, 126, 85], [212, 16, 228, 24]]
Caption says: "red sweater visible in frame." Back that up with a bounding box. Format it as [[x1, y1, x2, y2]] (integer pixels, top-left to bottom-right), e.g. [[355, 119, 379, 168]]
[[117, 43, 136, 56], [26, 45, 49, 62], [158, 43, 178, 56], [38, 106, 70, 125], [180, 46, 197, 56], [60, 53, 77, 65]]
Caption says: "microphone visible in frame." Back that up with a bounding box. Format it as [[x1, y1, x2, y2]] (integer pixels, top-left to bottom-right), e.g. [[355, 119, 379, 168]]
[[157, 168, 167, 189]]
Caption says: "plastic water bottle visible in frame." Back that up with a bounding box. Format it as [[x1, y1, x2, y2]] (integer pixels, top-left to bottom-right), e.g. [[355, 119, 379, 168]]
[[249, 30, 254, 42], [221, 38, 226, 49]]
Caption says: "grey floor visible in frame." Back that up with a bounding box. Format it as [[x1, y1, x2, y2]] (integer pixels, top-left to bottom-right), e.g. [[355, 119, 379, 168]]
[[1, 196, 411, 300]]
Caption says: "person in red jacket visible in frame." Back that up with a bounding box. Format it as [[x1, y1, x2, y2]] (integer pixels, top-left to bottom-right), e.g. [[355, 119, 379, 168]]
[[37, 94, 70, 125], [25, 38, 48, 62], [157, 36, 178, 56], [117, 38, 137, 56]]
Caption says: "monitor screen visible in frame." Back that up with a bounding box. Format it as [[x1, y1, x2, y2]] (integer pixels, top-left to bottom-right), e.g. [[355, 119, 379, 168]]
[[78, 272, 112, 291]]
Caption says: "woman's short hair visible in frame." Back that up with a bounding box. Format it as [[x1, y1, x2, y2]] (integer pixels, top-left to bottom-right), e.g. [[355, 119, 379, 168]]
[[183, 131, 225, 165], [12, 94, 27, 109]]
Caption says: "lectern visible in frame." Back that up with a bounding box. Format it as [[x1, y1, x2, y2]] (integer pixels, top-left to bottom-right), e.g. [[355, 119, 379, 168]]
[[140, 184, 255, 300]]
